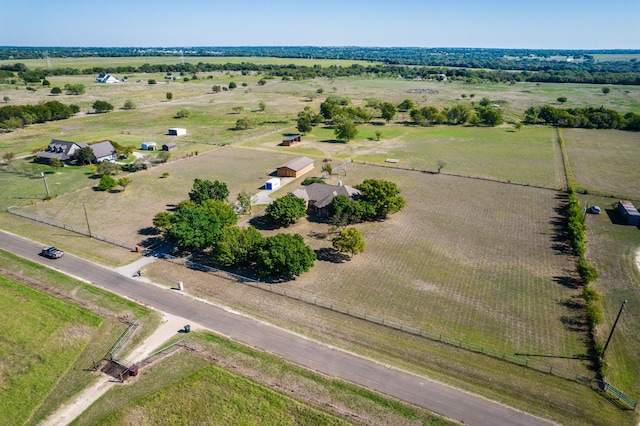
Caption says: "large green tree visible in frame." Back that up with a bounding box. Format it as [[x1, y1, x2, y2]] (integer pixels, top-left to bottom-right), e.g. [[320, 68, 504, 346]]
[[333, 116, 358, 141], [165, 201, 222, 252], [189, 178, 229, 204], [380, 102, 397, 123], [355, 179, 406, 218], [256, 233, 316, 278], [72, 146, 95, 165], [266, 193, 307, 227], [93, 100, 114, 113], [201, 199, 237, 228], [97, 174, 117, 191], [332, 227, 365, 258], [212, 226, 265, 265]]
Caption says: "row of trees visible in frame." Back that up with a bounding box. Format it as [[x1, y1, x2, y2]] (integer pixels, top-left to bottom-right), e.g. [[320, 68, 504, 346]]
[[524, 105, 640, 130], [0, 100, 79, 131], [153, 179, 316, 279]]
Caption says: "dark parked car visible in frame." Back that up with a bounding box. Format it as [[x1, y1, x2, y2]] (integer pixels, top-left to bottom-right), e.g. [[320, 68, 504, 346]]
[[41, 246, 64, 259]]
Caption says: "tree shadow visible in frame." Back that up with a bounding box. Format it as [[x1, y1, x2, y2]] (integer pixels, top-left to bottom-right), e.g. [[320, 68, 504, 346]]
[[138, 226, 160, 236], [553, 275, 580, 289], [248, 215, 280, 231], [550, 193, 573, 255], [319, 139, 347, 144], [315, 247, 350, 263]]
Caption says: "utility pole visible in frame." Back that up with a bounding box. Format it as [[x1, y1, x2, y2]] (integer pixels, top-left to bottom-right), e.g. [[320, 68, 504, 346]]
[[40, 171, 50, 198], [602, 299, 627, 357], [83, 202, 92, 237]]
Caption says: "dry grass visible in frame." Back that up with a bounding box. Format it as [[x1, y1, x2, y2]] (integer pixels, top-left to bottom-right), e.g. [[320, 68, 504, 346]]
[[563, 129, 640, 200]]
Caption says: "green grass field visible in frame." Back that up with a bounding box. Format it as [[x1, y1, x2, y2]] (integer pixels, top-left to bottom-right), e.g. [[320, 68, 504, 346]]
[[0, 275, 101, 425]]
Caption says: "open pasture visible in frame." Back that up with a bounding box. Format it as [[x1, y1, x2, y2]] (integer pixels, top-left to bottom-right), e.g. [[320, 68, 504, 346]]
[[268, 164, 590, 371], [241, 125, 566, 188], [0, 275, 101, 425], [563, 129, 640, 200]]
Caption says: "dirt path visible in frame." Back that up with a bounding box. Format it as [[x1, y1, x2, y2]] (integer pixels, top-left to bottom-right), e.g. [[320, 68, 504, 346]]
[[40, 312, 200, 426]]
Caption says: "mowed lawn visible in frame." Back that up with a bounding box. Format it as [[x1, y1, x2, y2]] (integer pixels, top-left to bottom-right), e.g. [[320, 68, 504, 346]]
[[562, 129, 640, 200], [0, 277, 102, 425], [272, 164, 589, 374]]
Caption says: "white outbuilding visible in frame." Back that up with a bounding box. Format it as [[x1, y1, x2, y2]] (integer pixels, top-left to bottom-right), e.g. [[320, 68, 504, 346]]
[[265, 178, 281, 190], [168, 128, 187, 136]]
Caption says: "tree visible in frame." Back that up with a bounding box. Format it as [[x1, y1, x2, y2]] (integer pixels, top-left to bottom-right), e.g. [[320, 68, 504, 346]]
[[437, 160, 447, 174], [301, 177, 324, 186], [97, 174, 117, 191], [2, 96, 9, 103], [602, 87, 611, 95], [72, 146, 95, 165], [152, 211, 172, 231], [96, 161, 119, 176], [266, 193, 307, 227], [257, 79, 267, 86], [166, 92, 173, 101], [175, 109, 190, 118], [50, 87, 62, 95], [123, 99, 136, 110], [237, 190, 252, 214], [374, 130, 382, 141], [201, 199, 238, 228], [212, 226, 265, 265], [235, 117, 256, 130], [297, 115, 312, 134], [380, 102, 396, 123], [118, 177, 132, 191], [397, 99, 414, 112], [332, 228, 365, 258], [212, 85, 222, 93], [93, 100, 114, 113], [228, 81, 237, 89], [477, 106, 504, 126], [333, 116, 358, 141], [446, 103, 474, 125], [64, 83, 85, 95], [258, 101, 266, 112], [49, 158, 62, 169], [232, 106, 245, 114], [165, 201, 222, 252], [157, 151, 171, 163], [355, 179, 406, 218], [148, 79, 157, 85], [321, 162, 333, 177], [514, 122, 523, 131], [189, 178, 230, 204], [557, 96, 568, 104], [255, 233, 316, 278]]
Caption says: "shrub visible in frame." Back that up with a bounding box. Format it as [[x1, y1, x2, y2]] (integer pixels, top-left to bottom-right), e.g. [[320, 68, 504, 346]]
[[578, 258, 599, 284], [97, 174, 117, 191]]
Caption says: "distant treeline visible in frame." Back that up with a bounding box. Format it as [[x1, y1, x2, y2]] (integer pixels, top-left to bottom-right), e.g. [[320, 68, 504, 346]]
[[3, 61, 640, 86], [524, 105, 640, 130], [1, 46, 640, 85], [0, 101, 79, 131]]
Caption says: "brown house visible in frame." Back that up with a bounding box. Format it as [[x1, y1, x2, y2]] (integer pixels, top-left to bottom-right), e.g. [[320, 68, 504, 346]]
[[276, 156, 314, 178], [291, 182, 361, 216], [281, 134, 302, 146]]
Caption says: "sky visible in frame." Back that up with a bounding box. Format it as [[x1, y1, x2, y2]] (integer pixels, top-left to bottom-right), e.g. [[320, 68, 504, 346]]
[[1, 0, 639, 50]]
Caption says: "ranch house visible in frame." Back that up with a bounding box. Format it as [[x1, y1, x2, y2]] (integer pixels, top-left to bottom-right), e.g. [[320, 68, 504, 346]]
[[96, 73, 120, 84], [34, 139, 115, 164], [276, 156, 314, 178], [291, 182, 361, 216]]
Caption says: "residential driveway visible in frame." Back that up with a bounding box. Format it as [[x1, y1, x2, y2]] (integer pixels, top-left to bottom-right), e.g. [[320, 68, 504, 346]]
[[0, 230, 555, 426], [251, 176, 296, 205]]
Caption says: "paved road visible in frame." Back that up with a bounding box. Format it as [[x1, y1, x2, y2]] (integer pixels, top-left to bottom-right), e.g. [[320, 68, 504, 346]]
[[0, 230, 555, 426]]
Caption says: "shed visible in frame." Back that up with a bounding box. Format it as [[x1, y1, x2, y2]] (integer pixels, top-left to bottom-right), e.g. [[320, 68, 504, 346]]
[[281, 134, 302, 146], [276, 156, 314, 178], [168, 128, 186, 136], [265, 178, 281, 190], [162, 142, 177, 151], [141, 141, 157, 151], [618, 200, 640, 226]]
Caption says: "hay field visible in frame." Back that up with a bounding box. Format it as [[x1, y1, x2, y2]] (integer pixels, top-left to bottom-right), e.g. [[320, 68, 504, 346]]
[[562, 129, 640, 200]]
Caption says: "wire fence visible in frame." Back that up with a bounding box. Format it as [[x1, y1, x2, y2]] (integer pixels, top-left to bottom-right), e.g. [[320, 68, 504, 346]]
[[7, 207, 143, 252], [137, 339, 196, 368], [106, 320, 140, 361], [163, 254, 637, 409]]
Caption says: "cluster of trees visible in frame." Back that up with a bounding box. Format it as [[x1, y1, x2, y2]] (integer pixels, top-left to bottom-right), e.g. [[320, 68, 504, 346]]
[[524, 105, 640, 130], [0, 100, 79, 131], [410, 97, 503, 127], [153, 179, 316, 279]]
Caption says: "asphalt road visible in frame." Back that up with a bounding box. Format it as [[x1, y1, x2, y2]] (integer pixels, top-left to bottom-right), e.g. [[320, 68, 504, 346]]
[[0, 230, 556, 426]]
